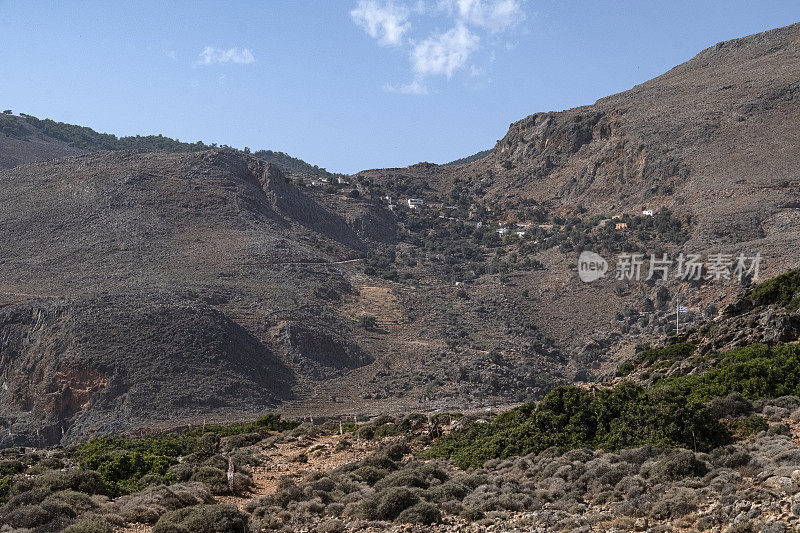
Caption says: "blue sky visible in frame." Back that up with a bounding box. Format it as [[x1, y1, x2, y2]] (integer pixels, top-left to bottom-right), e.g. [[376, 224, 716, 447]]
[[1, 1, 799, 174]]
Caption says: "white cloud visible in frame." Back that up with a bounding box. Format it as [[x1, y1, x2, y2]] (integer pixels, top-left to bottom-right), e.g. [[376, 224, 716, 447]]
[[411, 23, 479, 78], [350, 0, 524, 94], [351, 0, 410, 47], [197, 47, 255, 65], [382, 80, 429, 94], [469, 64, 485, 77], [438, 0, 524, 32]]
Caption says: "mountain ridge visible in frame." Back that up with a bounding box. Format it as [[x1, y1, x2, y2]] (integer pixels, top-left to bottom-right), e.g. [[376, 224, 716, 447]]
[[0, 112, 343, 179]]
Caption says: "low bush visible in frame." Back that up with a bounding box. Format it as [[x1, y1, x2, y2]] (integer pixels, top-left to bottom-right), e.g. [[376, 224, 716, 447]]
[[62, 515, 121, 533], [362, 487, 419, 521], [12, 469, 110, 497], [153, 504, 249, 533], [657, 344, 800, 402], [221, 432, 261, 452], [706, 393, 753, 419], [0, 459, 24, 476], [63, 516, 120, 533], [0, 475, 12, 504], [737, 415, 769, 436], [746, 269, 800, 310], [395, 501, 441, 524], [189, 467, 228, 494], [427, 382, 730, 467], [639, 449, 707, 482], [636, 342, 696, 367], [113, 484, 189, 524]]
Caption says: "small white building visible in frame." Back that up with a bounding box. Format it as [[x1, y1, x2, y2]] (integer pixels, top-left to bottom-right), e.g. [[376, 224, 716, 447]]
[[337, 177, 350, 185], [407, 198, 424, 209], [642, 209, 654, 216], [310, 180, 325, 187], [496, 227, 509, 236], [476, 221, 483, 229]]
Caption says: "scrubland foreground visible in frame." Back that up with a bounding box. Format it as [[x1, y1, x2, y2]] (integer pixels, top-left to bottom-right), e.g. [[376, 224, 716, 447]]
[[1, 397, 800, 533], [4, 346, 800, 531]]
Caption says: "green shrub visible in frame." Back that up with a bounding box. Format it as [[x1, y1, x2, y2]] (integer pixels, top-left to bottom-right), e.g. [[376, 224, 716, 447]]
[[74, 415, 293, 495], [737, 415, 769, 436], [373, 469, 426, 491], [616, 360, 635, 377], [190, 467, 228, 494], [187, 414, 299, 438], [635, 342, 695, 367], [78, 449, 177, 496], [0, 459, 24, 476], [167, 463, 196, 482], [0, 475, 12, 504], [426, 382, 730, 468], [12, 469, 110, 497], [658, 344, 800, 402], [352, 465, 387, 485], [746, 269, 800, 310], [221, 432, 261, 451]]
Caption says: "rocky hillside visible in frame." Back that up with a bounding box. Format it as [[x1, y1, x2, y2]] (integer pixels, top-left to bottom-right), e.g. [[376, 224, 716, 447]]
[[352, 21, 800, 375], [1, 22, 800, 445], [0, 150, 392, 445]]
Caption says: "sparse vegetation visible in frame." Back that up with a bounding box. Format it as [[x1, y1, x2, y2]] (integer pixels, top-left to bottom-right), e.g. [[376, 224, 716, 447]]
[[746, 269, 800, 311], [657, 343, 800, 401], [427, 381, 730, 468]]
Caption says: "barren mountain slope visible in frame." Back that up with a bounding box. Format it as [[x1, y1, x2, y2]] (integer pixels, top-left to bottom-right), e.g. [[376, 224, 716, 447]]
[[0, 149, 565, 445], [0, 117, 85, 170], [0, 150, 387, 445], [355, 22, 800, 358], [2, 23, 800, 444]]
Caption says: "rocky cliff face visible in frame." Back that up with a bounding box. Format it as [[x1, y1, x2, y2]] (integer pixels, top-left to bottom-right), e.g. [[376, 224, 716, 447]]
[[0, 297, 293, 446], [481, 22, 800, 259]]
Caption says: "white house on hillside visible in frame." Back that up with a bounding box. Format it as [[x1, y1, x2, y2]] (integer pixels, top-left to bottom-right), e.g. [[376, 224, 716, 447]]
[[408, 198, 424, 209], [642, 209, 654, 216]]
